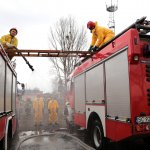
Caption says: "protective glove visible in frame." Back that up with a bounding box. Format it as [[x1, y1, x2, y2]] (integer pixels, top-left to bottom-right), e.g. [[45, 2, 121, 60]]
[[6, 42, 14, 48], [92, 46, 99, 52], [88, 45, 93, 52]]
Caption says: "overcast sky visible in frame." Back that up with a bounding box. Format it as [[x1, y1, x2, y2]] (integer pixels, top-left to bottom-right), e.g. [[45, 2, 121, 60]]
[[1, 0, 150, 93]]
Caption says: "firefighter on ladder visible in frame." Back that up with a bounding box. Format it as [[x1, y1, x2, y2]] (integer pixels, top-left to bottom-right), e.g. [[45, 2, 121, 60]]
[[0, 28, 18, 60], [32, 94, 44, 126], [48, 98, 59, 125], [87, 21, 115, 52]]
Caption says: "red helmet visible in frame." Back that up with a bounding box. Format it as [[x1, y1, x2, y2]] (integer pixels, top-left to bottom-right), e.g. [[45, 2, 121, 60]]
[[87, 21, 95, 29], [9, 28, 18, 34]]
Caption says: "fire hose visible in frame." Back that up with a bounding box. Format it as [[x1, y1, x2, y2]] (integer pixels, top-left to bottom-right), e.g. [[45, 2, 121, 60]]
[[13, 47, 34, 71], [18, 51, 34, 71]]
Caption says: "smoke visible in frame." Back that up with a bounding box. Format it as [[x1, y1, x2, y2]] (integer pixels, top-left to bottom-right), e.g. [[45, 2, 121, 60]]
[[15, 57, 57, 93]]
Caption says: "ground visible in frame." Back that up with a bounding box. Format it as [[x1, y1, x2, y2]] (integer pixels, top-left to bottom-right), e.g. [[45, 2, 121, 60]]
[[9, 99, 150, 150]]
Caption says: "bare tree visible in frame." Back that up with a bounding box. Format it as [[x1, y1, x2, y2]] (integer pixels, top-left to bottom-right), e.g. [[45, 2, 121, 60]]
[[48, 16, 87, 89]]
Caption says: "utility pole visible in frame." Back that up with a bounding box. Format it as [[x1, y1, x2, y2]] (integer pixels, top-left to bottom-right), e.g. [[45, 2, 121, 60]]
[[106, 0, 118, 33]]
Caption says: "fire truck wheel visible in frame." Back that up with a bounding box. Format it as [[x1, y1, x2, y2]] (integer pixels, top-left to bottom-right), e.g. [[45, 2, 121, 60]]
[[91, 120, 104, 150], [2, 136, 11, 150], [0, 138, 5, 150]]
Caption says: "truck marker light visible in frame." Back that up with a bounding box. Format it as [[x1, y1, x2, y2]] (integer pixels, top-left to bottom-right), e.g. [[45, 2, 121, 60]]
[[133, 55, 139, 61], [130, 54, 139, 64], [146, 124, 150, 131]]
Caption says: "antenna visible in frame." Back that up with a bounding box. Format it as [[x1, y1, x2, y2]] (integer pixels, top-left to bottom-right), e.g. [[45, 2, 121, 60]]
[[106, 0, 118, 33]]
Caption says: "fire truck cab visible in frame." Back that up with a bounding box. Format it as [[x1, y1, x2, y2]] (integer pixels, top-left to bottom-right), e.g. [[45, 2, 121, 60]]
[[0, 44, 17, 150], [66, 17, 150, 149]]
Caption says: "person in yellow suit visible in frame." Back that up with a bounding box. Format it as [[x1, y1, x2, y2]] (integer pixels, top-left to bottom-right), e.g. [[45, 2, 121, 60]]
[[87, 21, 115, 52], [32, 95, 44, 125], [0, 28, 18, 59], [48, 99, 59, 124]]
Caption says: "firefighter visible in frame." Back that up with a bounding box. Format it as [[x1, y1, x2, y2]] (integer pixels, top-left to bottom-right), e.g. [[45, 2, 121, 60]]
[[64, 101, 74, 130], [25, 97, 32, 116], [32, 95, 44, 125], [0, 28, 18, 59], [87, 21, 115, 52], [48, 98, 59, 124]]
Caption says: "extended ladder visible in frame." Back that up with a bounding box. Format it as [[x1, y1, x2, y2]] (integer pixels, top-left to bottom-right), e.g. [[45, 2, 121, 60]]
[[6, 49, 92, 57]]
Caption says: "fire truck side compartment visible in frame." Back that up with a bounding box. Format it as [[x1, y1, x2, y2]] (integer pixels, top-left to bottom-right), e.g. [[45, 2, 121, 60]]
[[12, 76, 16, 113], [75, 74, 86, 114], [105, 49, 131, 119], [5, 66, 13, 112], [0, 55, 5, 114], [86, 64, 105, 103]]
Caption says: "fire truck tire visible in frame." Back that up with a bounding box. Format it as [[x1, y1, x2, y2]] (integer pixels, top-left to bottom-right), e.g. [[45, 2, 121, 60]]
[[143, 136, 150, 145], [90, 120, 105, 150], [2, 135, 11, 150], [1, 138, 5, 150], [2, 127, 11, 150]]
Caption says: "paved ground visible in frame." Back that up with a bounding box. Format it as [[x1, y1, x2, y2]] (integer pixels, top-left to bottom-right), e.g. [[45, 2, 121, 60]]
[[15, 132, 94, 150], [9, 99, 150, 150], [10, 127, 150, 150]]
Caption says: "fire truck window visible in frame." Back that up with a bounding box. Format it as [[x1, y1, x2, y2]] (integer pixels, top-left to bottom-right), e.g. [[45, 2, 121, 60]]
[[67, 80, 71, 91], [71, 81, 74, 91], [0, 55, 5, 113], [67, 80, 74, 91]]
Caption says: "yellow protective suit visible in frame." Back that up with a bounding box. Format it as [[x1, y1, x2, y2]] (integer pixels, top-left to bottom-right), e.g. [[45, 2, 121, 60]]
[[48, 100, 59, 124], [0, 34, 18, 48], [32, 97, 44, 125], [0, 34, 18, 59], [91, 22, 115, 47]]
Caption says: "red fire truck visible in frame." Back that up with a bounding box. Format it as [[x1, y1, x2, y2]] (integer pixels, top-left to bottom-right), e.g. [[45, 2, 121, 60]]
[[0, 44, 17, 150], [66, 17, 150, 149]]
